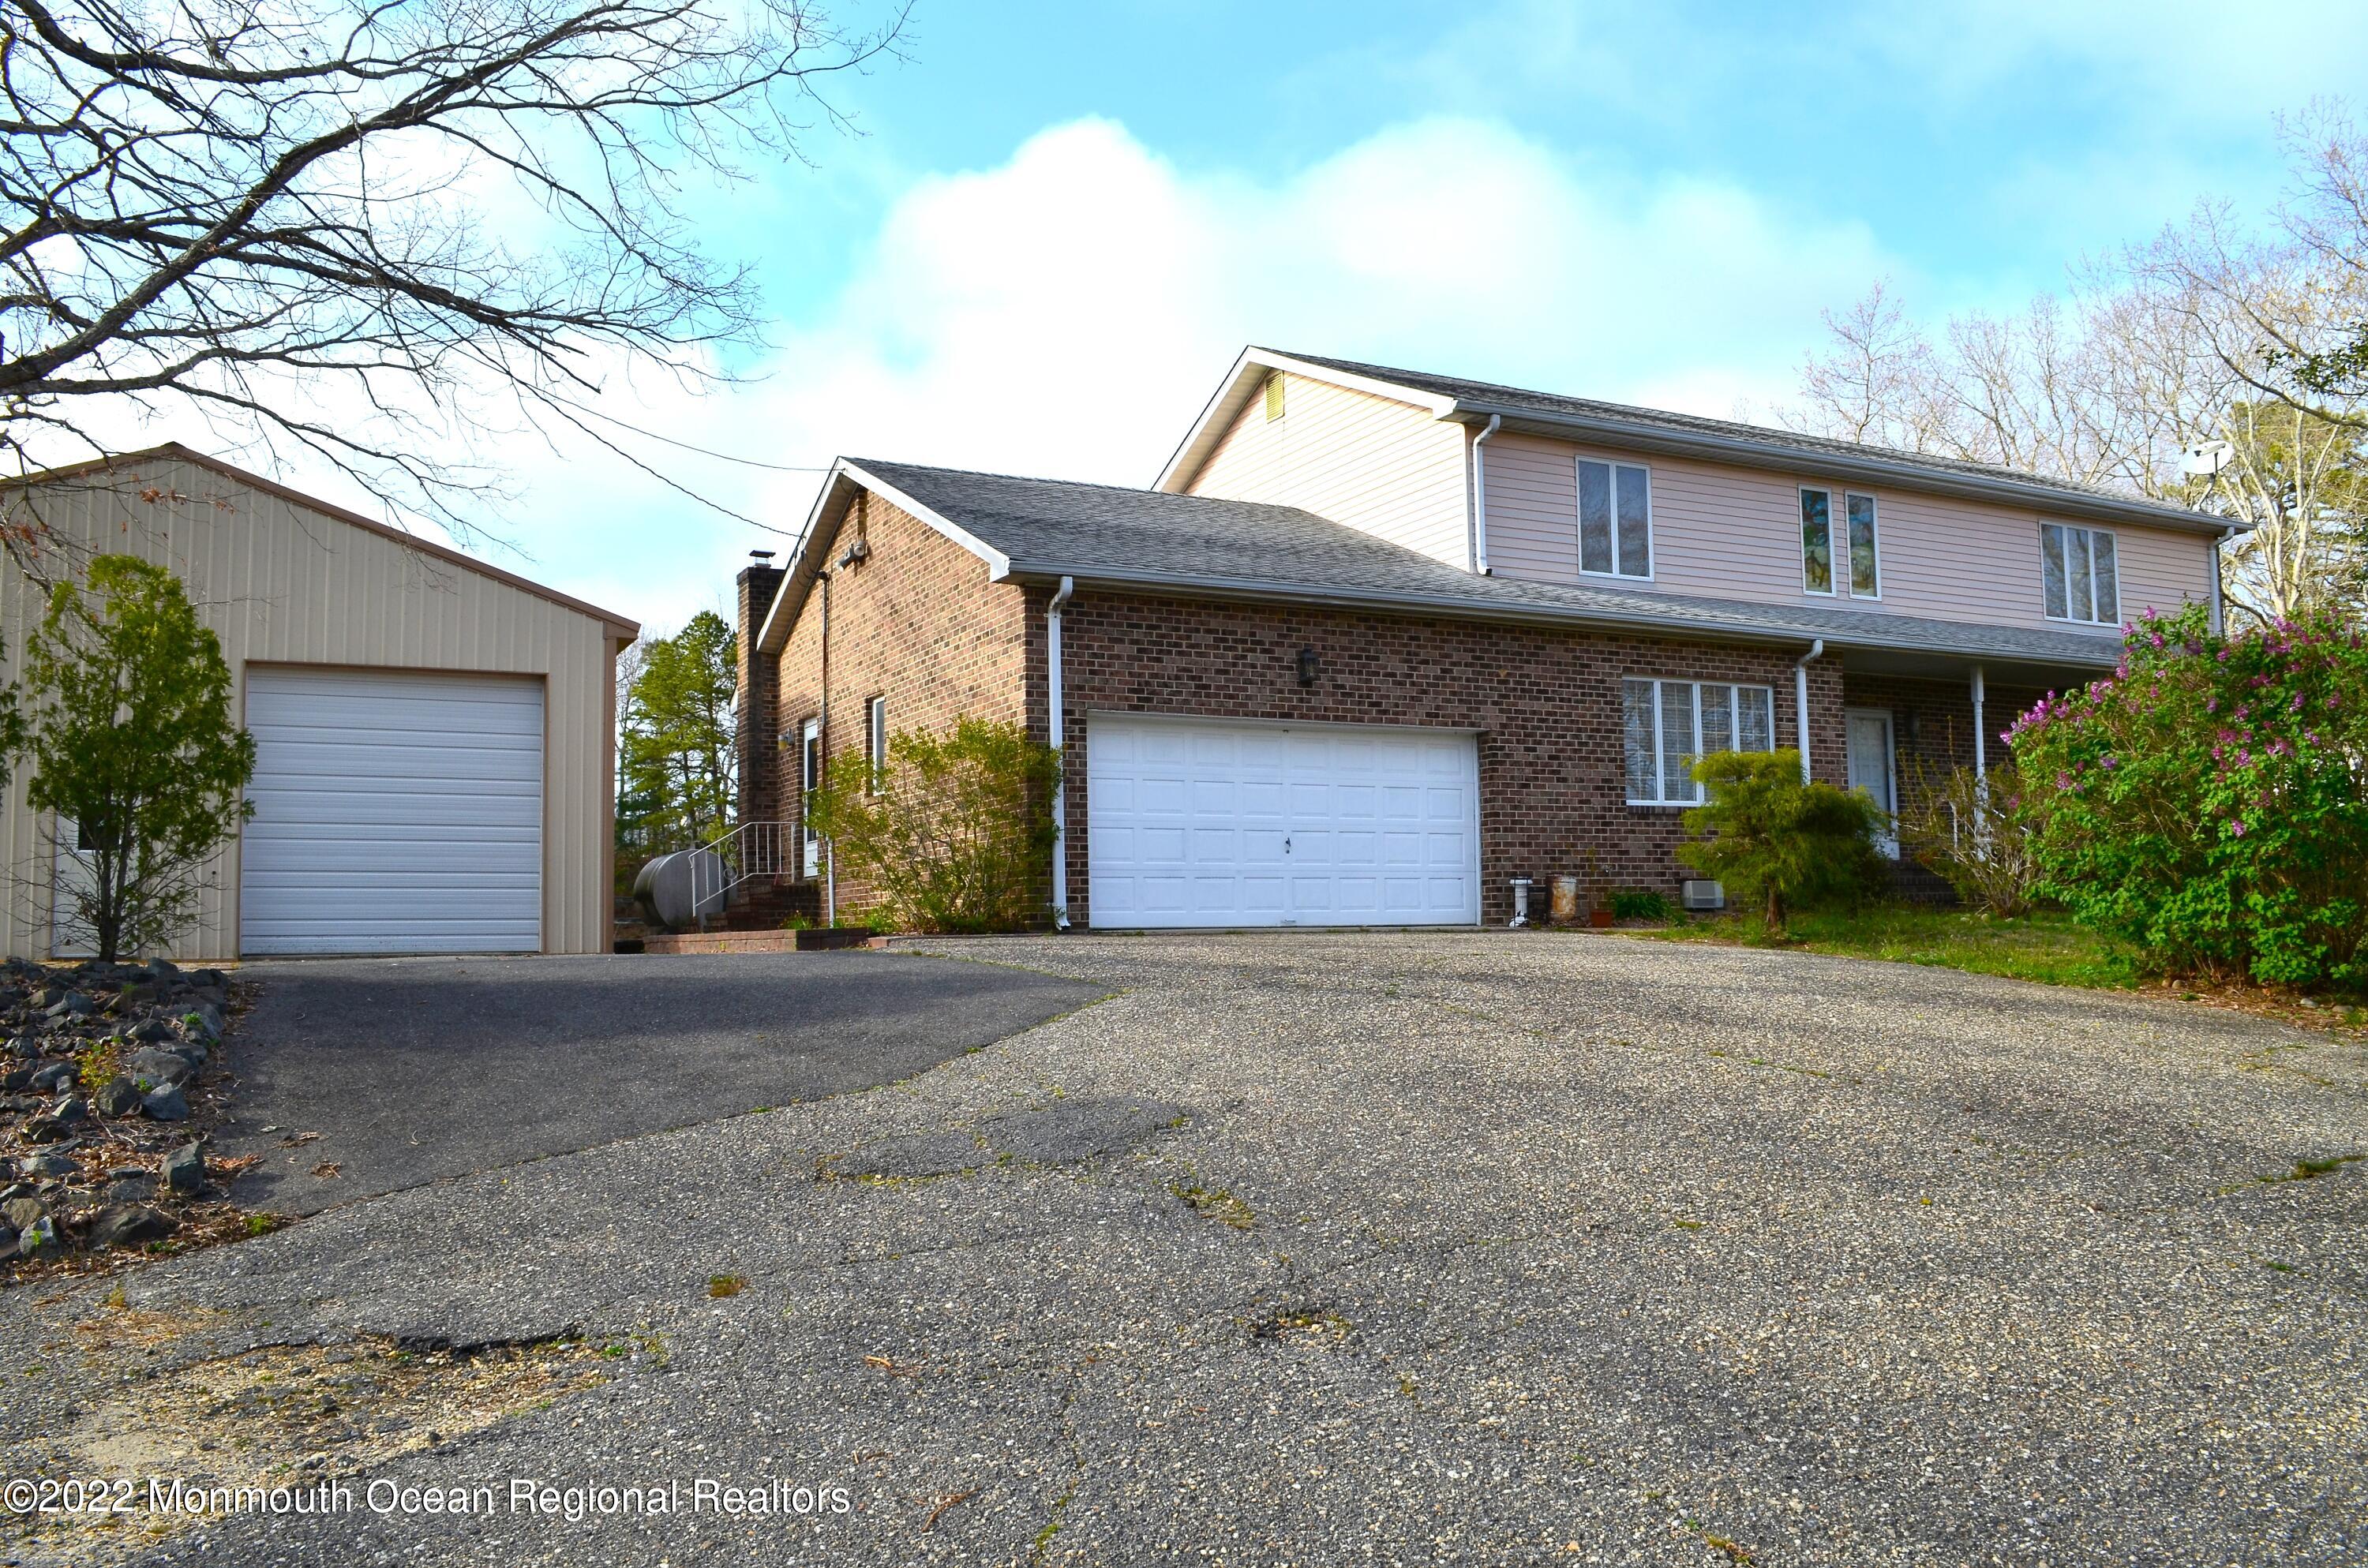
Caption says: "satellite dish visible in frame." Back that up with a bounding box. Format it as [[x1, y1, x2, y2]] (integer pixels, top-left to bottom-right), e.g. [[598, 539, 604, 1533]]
[[2180, 440, 2233, 477]]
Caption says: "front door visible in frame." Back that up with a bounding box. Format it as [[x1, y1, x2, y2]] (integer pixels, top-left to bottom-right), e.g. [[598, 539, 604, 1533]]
[[800, 718, 822, 878], [1844, 708, 1898, 858]]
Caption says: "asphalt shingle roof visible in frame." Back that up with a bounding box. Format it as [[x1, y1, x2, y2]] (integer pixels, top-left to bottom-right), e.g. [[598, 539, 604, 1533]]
[[852, 458, 2123, 669], [1273, 350, 2213, 530]]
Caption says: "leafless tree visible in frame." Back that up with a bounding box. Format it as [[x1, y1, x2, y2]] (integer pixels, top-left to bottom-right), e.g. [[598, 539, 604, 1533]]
[[0, 0, 905, 546], [1786, 106, 2368, 626]]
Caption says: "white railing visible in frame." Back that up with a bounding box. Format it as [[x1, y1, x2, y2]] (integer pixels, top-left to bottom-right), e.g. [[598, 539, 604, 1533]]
[[687, 820, 792, 928]]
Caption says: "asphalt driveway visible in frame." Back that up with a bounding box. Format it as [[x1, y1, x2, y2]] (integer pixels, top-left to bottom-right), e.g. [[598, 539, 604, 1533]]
[[212, 949, 1104, 1212], [4, 933, 2363, 1566]]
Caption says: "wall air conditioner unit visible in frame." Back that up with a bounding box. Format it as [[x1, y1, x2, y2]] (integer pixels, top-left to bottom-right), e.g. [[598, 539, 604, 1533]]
[[1680, 879, 1726, 912]]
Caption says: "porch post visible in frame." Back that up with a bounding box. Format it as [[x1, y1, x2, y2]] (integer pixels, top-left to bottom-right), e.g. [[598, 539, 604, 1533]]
[[1970, 664, 1987, 781]]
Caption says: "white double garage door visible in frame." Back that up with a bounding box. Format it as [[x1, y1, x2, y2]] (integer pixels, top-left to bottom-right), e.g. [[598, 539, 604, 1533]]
[[1087, 715, 1478, 928], [238, 668, 544, 955]]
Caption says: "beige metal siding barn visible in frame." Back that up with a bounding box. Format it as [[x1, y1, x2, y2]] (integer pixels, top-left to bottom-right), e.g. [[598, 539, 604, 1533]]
[[0, 445, 637, 960]]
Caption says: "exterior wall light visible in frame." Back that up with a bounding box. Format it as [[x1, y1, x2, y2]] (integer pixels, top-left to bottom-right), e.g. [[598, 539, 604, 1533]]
[[1295, 646, 1319, 688]]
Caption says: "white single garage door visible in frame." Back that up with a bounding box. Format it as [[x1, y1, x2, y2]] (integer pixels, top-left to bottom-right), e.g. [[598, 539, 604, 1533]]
[[1087, 715, 1479, 928], [241, 668, 545, 955]]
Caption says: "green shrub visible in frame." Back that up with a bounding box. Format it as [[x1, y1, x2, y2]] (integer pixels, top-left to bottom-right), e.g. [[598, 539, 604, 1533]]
[[2010, 604, 2368, 990], [806, 716, 1059, 934], [1677, 750, 1885, 935], [1895, 758, 2045, 917], [1609, 888, 1673, 922]]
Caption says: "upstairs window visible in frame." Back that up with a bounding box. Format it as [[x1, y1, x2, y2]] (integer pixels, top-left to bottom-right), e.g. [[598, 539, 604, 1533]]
[[1803, 488, 1880, 597], [1579, 459, 1651, 578], [2041, 522, 2119, 624], [1623, 679, 1776, 806]]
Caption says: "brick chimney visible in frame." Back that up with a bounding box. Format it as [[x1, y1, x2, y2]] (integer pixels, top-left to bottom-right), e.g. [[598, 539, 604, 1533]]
[[736, 553, 786, 824]]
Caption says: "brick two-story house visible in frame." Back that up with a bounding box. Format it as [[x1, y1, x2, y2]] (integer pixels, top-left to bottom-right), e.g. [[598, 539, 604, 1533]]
[[735, 348, 2233, 929]]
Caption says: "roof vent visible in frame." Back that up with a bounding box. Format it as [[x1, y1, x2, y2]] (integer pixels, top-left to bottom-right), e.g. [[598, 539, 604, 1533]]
[[1264, 372, 1285, 421]]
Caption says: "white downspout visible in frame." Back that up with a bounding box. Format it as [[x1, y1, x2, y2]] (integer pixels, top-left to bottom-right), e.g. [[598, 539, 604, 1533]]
[[819, 571, 835, 928], [1469, 414, 1502, 574], [2208, 528, 2228, 637], [1793, 638, 1823, 784], [1969, 664, 1987, 782], [1047, 575, 1075, 930]]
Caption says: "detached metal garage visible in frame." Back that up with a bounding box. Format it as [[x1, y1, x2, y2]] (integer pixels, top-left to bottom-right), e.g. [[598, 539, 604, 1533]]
[[0, 445, 638, 960]]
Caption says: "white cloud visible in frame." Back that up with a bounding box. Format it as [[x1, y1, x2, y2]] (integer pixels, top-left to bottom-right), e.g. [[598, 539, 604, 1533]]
[[496, 114, 1900, 633], [40, 114, 1903, 637]]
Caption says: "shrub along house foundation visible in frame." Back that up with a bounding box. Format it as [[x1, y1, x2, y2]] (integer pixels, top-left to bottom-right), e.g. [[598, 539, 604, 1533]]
[[736, 350, 2235, 930]]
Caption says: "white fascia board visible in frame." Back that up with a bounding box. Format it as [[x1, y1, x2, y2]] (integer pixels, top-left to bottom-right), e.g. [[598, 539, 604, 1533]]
[[754, 463, 856, 654], [838, 461, 1014, 578], [1153, 346, 1463, 493], [753, 460, 1018, 656]]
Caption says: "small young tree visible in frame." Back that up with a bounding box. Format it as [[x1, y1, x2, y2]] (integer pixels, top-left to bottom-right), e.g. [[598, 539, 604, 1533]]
[[807, 717, 1059, 934], [22, 556, 256, 960], [1677, 750, 1885, 935]]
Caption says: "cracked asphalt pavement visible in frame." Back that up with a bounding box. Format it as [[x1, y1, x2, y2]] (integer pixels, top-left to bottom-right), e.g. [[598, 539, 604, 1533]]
[[3, 932, 2364, 1566]]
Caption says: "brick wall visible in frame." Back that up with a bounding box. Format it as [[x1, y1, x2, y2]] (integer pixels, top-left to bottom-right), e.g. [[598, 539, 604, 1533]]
[[1051, 591, 1849, 927], [734, 563, 785, 825], [774, 492, 1029, 917]]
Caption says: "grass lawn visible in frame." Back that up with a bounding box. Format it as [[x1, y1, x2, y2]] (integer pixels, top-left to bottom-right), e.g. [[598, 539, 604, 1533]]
[[1632, 904, 2142, 990]]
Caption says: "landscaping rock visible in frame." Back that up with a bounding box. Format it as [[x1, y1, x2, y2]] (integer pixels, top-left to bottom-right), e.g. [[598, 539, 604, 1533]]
[[141, 1083, 189, 1121], [7, 1035, 38, 1061], [50, 1095, 90, 1127], [45, 991, 94, 1018], [28, 1061, 77, 1092], [15, 1214, 57, 1255], [18, 1115, 71, 1143], [105, 1173, 155, 1205], [17, 1154, 78, 1180], [1, 1196, 43, 1231], [186, 1001, 226, 1042], [89, 1204, 176, 1249], [1, 1065, 34, 1092], [93, 1076, 142, 1117], [162, 1143, 206, 1196], [126, 1049, 193, 1087], [130, 1016, 175, 1043]]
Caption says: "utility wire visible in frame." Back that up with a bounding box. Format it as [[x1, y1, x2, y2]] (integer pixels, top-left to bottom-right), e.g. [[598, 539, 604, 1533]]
[[539, 388, 833, 473]]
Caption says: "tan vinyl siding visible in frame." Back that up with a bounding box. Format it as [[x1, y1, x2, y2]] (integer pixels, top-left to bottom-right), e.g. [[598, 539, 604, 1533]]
[[0, 455, 625, 960], [1186, 373, 1470, 567], [1482, 432, 2213, 634]]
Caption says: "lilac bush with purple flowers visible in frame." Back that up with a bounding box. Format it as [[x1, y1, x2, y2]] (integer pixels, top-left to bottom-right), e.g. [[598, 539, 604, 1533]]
[[2009, 604, 2368, 990]]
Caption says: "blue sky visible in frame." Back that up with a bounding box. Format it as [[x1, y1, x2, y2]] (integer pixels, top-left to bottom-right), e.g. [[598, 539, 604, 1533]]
[[190, 1, 2368, 634]]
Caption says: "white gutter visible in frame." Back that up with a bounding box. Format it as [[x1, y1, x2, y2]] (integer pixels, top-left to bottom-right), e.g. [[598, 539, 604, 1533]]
[[1468, 414, 1502, 575], [1047, 575, 1075, 930], [1793, 638, 1824, 783]]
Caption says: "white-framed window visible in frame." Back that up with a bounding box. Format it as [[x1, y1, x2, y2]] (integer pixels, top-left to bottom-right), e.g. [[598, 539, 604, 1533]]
[[1623, 679, 1777, 806], [1801, 488, 1880, 597], [1579, 458, 1652, 578], [2040, 522, 2119, 624], [865, 696, 887, 794]]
